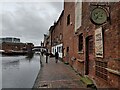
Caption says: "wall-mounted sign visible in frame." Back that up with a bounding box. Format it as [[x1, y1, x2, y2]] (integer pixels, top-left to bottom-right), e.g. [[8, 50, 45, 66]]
[[91, 7, 108, 25], [95, 27, 103, 58]]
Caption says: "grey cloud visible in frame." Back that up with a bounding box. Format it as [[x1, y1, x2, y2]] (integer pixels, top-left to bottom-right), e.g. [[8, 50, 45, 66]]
[[2, 2, 63, 45], [49, 2, 63, 11]]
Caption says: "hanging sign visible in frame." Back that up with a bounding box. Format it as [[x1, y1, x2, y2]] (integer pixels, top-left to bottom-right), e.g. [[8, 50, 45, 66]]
[[91, 7, 108, 25]]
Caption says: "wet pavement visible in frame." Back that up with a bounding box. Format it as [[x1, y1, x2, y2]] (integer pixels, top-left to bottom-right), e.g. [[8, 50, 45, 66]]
[[33, 55, 85, 88]]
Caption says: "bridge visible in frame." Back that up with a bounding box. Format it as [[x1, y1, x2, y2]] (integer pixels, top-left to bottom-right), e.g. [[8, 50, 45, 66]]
[[32, 46, 46, 52]]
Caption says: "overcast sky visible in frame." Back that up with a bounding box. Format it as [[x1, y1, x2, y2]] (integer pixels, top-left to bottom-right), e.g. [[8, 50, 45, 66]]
[[0, 1, 63, 45]]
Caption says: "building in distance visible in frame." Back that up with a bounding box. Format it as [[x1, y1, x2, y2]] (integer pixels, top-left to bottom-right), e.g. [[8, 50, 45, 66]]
[[0, 37, 20, 43]]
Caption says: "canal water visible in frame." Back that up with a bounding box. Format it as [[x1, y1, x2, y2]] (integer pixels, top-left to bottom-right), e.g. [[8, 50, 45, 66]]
[[2, 54, 41, 88]]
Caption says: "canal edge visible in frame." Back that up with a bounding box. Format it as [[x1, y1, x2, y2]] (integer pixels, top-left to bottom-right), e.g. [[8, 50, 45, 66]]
[[32, 54, 44, 89]]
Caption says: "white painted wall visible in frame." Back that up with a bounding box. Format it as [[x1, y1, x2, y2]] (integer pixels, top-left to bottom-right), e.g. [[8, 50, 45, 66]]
[[52, 44, 63, 58]]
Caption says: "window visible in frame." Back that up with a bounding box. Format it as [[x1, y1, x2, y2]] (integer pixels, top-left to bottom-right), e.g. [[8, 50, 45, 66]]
[[59, 47, 61, 53], [55, 49, 56, 53], [75, 1, 82, 32], [57, 47, 59, 52], [78, 34, 83, 51], [88, 36, 93, 54], [67, 14, 70, 25], [56, 37, 58, 42], [60, 46, 62, 53], [52, 48, 54, 53], [59, 34, 62, 41], [67, 47, 69, 52], [95, 61, 108, 80]]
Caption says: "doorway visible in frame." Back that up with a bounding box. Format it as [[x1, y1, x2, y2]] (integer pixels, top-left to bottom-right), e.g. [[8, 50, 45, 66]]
[[85, 35, 94, 75], [66, 47, 69, 63]]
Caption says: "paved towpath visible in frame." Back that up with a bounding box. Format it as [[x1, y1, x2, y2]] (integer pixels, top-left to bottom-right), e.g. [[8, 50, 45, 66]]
[[33, 55, 85, 88]]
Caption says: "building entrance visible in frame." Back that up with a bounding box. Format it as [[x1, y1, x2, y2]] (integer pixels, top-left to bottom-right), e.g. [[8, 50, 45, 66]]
[[85, 35, 94, 76]]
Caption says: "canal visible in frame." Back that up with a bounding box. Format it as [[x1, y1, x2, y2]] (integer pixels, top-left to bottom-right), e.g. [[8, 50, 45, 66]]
[[2, 54, 41, 88]]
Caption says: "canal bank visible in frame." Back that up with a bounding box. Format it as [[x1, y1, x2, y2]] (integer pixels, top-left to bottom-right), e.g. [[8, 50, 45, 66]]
[[33, 55, 86, 88]]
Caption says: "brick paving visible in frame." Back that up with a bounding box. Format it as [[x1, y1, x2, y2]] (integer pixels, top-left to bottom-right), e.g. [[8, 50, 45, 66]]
[[33, 55, 85, 88]]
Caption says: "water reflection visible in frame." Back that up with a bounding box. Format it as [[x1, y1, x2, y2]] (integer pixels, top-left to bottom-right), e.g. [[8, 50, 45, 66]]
[[2, 54, 40, 88], [26, 52, 34, 61], [2, 60, 20, 70]]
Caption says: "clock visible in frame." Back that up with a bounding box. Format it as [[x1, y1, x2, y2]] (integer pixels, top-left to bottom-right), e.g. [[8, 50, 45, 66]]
[[91, 7, 108, 25]]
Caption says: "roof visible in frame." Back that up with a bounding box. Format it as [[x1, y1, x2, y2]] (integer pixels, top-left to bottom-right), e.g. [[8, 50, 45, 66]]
[[49, 10, 64, 33]]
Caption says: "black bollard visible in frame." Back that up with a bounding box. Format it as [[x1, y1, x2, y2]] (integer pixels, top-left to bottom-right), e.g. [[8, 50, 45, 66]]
[[46, 49, 48, 63], [46, 54, 48, 63]]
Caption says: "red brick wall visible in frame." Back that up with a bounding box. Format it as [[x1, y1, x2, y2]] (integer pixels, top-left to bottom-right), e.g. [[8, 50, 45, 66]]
[[2, 42, 26, 52], [51, 11, 64, 47], [63, 2, 75, 64], [103, 2, 120, 88], [74, 2, 120, 88], [63, 2, 120, 88]]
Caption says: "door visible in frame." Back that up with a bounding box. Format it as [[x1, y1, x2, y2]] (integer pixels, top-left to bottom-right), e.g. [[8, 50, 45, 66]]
[[85, 36, 94, 75], [66, 47, 69, 63]]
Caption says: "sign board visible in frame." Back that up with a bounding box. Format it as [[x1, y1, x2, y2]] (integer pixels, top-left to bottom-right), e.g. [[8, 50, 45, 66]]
[[95, 27, 103, 58], [91, 7, 108, 25]]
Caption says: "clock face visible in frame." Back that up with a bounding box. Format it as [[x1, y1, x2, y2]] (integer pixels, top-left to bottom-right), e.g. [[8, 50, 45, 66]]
[[91, 7, 108, 25]]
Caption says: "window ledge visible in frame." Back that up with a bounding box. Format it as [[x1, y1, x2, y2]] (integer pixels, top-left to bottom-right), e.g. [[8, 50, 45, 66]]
[[106, 68, 120, 76], [71, 57, 76, 61], [77, 59, 84, 63], [78, 51, 84, 54]]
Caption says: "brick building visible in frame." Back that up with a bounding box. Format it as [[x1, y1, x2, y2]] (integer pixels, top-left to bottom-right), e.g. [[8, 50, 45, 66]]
[[63, 2, 76, 64], [46, 1, 120, 88], [1, 42, 26, 52], [0, 37, 34, 53], [50, 10, 64, 59], [63, 1, 120, 89], [43, 34, 50, 52]]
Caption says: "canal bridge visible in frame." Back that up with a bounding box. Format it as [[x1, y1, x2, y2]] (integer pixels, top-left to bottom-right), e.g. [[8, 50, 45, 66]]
[[32, 46, 46, 52]]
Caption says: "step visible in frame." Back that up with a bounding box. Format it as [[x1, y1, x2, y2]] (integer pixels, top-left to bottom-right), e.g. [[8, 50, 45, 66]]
[[80, 76, 97, 89]]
